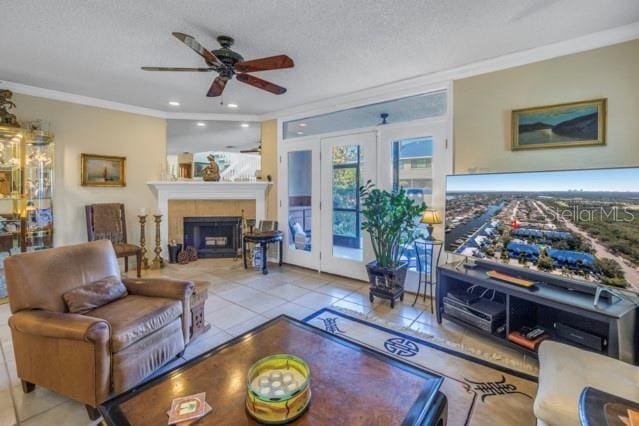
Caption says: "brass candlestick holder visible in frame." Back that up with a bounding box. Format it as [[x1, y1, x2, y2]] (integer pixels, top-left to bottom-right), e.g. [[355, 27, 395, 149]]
[[151, 214, 165, 269], [138, 215, 150, 270]]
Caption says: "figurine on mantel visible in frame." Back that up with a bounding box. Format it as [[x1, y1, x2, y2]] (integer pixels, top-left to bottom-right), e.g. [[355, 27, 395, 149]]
[[201, 154, 221, 182]]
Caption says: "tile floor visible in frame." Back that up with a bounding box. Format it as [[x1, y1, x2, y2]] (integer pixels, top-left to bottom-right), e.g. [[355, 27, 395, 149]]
[[0, 258, 537, 425]]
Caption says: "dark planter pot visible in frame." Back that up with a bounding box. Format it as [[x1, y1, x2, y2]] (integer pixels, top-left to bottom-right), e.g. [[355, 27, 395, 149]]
[[366, 261, 408, 308], [168, 244, 183, 263]]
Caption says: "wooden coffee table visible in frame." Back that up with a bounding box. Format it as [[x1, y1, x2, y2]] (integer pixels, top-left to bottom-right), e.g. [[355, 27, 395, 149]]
[[100, 316, 446, 425]]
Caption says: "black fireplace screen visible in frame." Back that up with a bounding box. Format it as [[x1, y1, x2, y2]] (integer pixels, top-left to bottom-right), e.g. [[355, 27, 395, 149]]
[[183, 216, 242, 258]]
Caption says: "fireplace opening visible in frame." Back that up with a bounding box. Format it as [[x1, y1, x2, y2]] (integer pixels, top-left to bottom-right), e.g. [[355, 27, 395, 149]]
[[183, 216, 242, 258]]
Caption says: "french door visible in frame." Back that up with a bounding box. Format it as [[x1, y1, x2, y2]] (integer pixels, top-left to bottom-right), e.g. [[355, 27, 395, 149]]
[[279, 121, 449, 284], [319, 132, 377, 280], [279, 141, 320, 270], [378, 119, 451, 292]]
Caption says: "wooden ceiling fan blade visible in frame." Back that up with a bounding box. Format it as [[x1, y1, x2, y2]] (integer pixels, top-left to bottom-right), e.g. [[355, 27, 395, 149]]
[[236, 73, 287, 95], [141, 66, 214, 72], [234, 55, 294, 73], [240, 147, 262, 154], [207, 76, 228, 97], [172, 32, 223, 68]]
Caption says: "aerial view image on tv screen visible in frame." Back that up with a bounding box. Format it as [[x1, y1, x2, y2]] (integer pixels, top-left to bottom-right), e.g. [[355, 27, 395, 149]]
[[445, 167, 639, 292]]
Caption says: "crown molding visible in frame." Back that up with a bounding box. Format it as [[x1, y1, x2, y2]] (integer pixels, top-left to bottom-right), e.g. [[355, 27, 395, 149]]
[[262, 21, 639, 121], [2, 21, 638, 122], [0, 80, 260, 122], [0, 80, 168, 118], [164, 112, 260, 122]]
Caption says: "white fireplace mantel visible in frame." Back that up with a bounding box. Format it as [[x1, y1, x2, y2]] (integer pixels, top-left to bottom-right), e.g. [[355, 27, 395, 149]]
[[147, 180, 271, 255]]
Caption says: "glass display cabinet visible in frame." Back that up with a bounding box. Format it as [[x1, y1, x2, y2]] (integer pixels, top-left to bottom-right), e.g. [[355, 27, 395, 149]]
[[0, 125, 54, 303], [22, 130, 54, 252]]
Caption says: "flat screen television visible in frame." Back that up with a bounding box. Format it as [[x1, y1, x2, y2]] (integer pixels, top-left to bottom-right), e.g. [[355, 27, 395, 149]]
[[444, 167, 639, 293]]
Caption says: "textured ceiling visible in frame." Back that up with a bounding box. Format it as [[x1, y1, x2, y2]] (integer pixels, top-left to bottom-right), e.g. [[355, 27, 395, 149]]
[[166, 120, 260, 154], [1, 1, 639, 115]]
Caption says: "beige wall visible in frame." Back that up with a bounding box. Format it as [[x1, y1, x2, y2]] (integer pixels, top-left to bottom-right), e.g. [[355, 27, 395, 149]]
[[13, 94, 166, 247], [453, 39, 639, 174], [260, 119, 278, 220]]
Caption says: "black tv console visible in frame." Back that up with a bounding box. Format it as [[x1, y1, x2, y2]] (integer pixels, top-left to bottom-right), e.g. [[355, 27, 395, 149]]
[[436, 260, 638, 364]]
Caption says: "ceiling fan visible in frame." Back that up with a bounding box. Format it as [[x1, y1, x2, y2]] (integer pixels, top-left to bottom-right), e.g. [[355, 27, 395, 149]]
[[142, 33, 294, 97], [240, 142, 261, 154]]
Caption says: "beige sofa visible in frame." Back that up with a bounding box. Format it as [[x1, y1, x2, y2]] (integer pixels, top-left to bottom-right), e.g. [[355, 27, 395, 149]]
[[534, 340, 639, 425]]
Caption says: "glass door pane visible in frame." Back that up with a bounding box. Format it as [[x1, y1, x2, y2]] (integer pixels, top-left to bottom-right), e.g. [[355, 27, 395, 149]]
[[391, 137, 434, 270], [332, 144, 362, 259], [320, 132, 376, 280], [392, 137, 433, 207], [287, 150, 312, 252]]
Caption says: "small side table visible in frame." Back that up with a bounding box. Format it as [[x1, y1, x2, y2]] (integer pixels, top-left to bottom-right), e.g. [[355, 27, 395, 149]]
[[579, 387, 639, 426], [243, 231, 283, 275], [413, 239, 443, 312], [190, 280, 211, 340]]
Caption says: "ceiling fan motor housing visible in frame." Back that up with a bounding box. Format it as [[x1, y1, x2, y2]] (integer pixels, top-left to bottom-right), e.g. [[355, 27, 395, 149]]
[[212, 36, 244, 72]]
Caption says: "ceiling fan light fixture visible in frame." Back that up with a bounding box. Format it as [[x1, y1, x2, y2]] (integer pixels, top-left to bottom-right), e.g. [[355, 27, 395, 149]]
[[168, 101, 181, 106]]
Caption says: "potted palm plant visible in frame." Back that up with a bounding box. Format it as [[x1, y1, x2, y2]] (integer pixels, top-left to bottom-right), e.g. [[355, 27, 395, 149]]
[[360, 181, 426, 308]]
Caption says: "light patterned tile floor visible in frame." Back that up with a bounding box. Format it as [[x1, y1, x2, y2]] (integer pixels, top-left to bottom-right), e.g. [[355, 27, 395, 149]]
[[0, 257, 538, 425]]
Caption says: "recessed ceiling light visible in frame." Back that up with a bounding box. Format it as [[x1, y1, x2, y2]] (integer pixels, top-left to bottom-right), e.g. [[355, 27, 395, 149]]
[[227, 103, 238, 108], [297, 131, 304, 135], [196, 122, 206, 127], [299, 123, 307, 127], [168, 101, 180, 106], [241, 123, 250, 128]]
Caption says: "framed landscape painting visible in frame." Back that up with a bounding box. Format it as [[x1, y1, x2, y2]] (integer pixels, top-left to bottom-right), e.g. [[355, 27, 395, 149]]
[[81, 154, 126, 187], [511, 98, 606, 150]]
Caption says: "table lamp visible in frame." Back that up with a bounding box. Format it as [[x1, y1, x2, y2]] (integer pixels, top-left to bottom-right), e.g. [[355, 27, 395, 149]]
[[420, 209, 442, 240]]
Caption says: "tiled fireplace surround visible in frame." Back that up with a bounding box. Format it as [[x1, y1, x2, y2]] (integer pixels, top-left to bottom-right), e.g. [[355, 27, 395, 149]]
[[148, 181, 270, 256], [169, 200, 255, 244]]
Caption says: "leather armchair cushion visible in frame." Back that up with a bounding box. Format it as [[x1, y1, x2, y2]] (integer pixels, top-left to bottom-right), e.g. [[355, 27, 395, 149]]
[[63, 276, 128, 314], [89, 295, 182, 353], [112, 318, 184, 393]]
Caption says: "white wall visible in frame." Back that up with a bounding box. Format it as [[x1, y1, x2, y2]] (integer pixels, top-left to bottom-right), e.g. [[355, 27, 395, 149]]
[[14, 94, 166, 247]]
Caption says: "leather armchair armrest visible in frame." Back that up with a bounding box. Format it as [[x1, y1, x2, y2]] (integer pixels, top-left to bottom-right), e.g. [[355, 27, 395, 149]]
[[9, 310, 111, 406], [122, 278, 194, 300], [122, 278, 193, 345], [9, 310, 109, 343]]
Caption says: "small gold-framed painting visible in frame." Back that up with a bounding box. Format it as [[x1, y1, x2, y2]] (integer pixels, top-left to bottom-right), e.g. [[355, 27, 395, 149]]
[[511, 98, 606, 151], [81, 154, 126, 187]]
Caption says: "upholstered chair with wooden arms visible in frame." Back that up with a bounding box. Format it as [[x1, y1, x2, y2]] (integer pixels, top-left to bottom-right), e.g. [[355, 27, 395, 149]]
[[5, 240, 193, 420], [85, 203, 142, 277]]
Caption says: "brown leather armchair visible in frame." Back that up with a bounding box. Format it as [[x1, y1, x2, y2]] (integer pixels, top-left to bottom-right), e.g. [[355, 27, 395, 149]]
[[5, 240, 193, 420]]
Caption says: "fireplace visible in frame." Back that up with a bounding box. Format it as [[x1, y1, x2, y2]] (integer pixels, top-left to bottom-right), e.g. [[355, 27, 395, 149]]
[[183, 216, 242, 258]]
